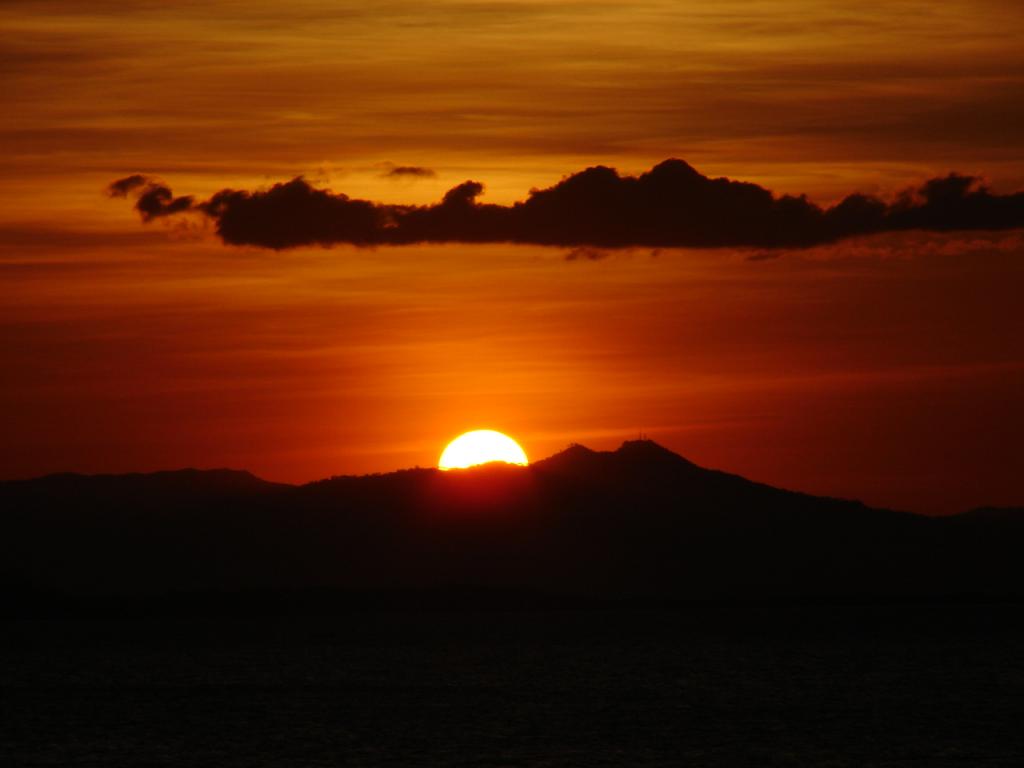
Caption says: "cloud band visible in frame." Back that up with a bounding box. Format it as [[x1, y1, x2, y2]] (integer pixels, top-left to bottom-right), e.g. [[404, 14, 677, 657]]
[[109, 160, 1024, 250]]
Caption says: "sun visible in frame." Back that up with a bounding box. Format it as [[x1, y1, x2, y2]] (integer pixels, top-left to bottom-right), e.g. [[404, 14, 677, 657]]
[[439, 430, 529, 470]]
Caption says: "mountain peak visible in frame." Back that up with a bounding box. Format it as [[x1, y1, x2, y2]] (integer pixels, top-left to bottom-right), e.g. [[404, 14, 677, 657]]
[[529, 439, 698, 479], [615, 439, 695, 466], [616, 438, 669, 452], [556, 442, 598, 459], [529, 443, 598, 473]]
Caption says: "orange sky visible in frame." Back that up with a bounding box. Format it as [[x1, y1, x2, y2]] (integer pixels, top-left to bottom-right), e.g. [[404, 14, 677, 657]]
[[2, 1, 1023, 512]]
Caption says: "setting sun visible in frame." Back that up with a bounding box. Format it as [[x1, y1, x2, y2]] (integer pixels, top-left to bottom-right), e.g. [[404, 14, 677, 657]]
[[438, 430, 529, 470]]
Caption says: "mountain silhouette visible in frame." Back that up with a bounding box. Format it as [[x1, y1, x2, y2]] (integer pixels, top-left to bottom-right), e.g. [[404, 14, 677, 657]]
[[2, 441, 1022, 608]]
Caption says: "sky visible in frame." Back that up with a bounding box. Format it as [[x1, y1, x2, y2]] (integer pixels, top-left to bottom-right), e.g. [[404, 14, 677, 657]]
[[2, 0, 1023, 513]]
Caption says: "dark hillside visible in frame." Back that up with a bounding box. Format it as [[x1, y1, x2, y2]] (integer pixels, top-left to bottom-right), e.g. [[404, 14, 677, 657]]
[[2, 442, 1021, 607]]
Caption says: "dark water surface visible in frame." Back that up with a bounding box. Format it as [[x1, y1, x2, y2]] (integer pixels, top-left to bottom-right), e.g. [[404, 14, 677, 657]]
[[3, 605, 1023, 766]]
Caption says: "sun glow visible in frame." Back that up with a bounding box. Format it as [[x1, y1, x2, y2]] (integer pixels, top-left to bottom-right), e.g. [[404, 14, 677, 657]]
[[439, 430, 529, 470]]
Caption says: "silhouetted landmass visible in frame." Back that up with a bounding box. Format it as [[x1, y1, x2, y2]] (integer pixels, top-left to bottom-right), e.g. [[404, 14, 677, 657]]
[[2, 441, 1022, 610], [108, 159, 1024, 250], [952, 505, 1024, 524]]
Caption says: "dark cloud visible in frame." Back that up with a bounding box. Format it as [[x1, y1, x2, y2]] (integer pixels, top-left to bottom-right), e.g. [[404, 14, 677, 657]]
[[107, 174, 149, 197], [382, 165, 436, 179], [565, 246, 610, 261], [110, 159, 1024, 250], [107, 175, 194, 222], [198, 178, 382, 249]]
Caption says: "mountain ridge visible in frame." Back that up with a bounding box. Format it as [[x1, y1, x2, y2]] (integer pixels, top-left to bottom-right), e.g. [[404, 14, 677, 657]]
[[0, 441, 990, 521], [2, 440, 1020, 605]]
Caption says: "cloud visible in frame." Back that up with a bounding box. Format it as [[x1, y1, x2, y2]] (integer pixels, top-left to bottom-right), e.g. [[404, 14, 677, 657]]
[[382, 165, 436, 179], [565, 246, 610, 261], [107, 174, 149, 197], [107, 175, 194, 222], [197, 178, 382, 249], [110, 159, 1024, 250]]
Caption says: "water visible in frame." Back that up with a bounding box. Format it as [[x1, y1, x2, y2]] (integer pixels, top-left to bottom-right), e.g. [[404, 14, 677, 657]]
[[3, 605, 1023, 766]]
